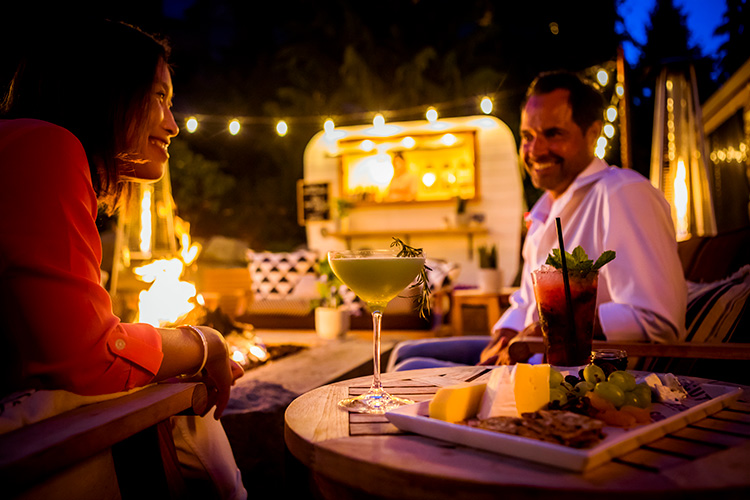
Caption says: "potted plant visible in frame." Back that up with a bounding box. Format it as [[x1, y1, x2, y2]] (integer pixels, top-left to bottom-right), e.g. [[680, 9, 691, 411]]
[[335, 198, 355, 233], [477, 244, 501, 293], [312, 258, 351, 339], [454, 196, 470, 227]]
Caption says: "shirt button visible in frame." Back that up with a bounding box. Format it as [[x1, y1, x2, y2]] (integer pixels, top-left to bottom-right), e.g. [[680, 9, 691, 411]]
[[115, 339, 126, 350]]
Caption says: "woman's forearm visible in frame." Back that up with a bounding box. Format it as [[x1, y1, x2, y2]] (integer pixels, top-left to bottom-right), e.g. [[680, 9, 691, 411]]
[[153, 326, 226, 381]]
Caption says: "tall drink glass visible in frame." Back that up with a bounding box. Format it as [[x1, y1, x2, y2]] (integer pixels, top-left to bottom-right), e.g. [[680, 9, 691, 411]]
[[532, 265, 598, 368], [328, 248, 425, 413]]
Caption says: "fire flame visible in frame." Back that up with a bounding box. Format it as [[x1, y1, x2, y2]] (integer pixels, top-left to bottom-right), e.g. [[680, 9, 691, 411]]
[[139, 188, 153, 255], [134, 259, 197, 327], [673, 158, 689, 241], [133, 197, 202, 327]]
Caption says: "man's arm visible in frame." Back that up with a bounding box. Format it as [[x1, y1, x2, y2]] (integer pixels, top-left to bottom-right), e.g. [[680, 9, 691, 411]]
[[597, 181, 687, 343]]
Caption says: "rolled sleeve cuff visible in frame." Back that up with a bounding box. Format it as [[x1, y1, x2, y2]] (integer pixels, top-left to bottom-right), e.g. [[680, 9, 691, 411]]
[[598, 302, 648, 342], [107, 323, 163, 377]]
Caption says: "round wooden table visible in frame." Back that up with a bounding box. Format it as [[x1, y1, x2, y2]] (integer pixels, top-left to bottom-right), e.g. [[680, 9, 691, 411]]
[[284, 366, 750, 500]]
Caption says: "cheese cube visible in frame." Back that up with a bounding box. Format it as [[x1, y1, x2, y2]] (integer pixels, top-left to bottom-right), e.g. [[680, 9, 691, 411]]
[[514, 363, 550, 415], [429, 382, 487, 422], [478, 364, 550, 419]]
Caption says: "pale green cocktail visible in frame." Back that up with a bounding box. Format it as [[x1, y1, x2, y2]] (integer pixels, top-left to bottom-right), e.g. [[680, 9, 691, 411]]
[[328, 256, 424, 310], [328, 248, 425, 413]]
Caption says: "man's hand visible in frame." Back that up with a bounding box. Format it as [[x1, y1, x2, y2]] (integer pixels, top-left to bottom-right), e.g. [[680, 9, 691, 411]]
[[478, 323, 542, 365], [479, 328, 518, 365]]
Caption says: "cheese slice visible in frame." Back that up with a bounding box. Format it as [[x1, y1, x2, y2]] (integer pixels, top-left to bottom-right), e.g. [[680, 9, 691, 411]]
[[477, 364, 550, 419], [429, 382, 487, 422]]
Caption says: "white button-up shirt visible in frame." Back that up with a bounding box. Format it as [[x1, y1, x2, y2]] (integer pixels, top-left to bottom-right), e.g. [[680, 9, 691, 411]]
[[495, 158, 687, 343]]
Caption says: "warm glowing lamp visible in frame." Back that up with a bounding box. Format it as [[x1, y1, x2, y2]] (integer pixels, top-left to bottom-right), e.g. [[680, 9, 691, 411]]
[[649, 62, 717, 241], [186, 117, 198, 133]]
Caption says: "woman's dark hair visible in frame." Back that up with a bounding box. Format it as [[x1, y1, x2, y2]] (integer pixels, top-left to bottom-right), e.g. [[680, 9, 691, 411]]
[[523, 71, 605, 134], [1, 19, 171, 209]]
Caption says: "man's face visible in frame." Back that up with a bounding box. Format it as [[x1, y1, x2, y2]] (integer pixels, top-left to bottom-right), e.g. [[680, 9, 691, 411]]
[[520, 89, 600, 199]]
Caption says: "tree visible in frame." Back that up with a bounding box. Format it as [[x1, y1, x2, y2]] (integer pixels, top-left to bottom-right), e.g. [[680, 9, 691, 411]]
[[628, 0, 715, 178], [715, 0, 750, 82], [167, 0, 623, 249]]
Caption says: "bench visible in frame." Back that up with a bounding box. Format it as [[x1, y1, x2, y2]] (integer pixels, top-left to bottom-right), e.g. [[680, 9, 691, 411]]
[[0, 382, 207, 500]]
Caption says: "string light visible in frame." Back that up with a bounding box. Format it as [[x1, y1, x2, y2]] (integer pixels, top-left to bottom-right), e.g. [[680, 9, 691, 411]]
[[606, 105, 618, 122], [186, 117, 198, 133], [597, 69, 609, 86], [229, 119, 241, 135], [172, 59, 623, 156], [480, 97, 493, 114], [276, 120, 288, 136]]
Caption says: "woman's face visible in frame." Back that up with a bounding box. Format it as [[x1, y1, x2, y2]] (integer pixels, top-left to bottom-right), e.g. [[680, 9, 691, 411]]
[[129, 59, 179, 181]]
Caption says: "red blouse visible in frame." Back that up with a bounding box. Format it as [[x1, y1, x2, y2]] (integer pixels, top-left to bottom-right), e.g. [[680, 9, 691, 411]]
[[0, 119, 163, 396]]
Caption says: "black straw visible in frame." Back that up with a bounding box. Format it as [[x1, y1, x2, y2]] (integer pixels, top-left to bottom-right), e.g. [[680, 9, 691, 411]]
[[555, 217, 576, 337]]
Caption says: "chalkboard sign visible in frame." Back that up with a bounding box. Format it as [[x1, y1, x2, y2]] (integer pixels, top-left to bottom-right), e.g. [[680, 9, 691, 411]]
[[297, 180, 331, 225]]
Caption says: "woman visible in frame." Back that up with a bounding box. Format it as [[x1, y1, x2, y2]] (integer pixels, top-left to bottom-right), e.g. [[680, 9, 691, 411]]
[[0, 19, 246, 499]]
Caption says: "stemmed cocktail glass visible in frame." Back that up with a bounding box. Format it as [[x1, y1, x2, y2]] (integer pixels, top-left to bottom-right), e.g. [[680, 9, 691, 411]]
[[328, 247, 425, 413]]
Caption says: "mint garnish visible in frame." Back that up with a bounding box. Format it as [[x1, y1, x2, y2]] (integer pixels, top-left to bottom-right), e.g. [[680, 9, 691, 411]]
[[545, 246, 615, 277]]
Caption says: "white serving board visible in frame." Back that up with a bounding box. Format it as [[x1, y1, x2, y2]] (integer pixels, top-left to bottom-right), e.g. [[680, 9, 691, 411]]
[[386, 377, 742, 472]]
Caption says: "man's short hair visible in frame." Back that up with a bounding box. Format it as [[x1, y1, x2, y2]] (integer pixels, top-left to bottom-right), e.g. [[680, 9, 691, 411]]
[[523, 71, 605, 133]]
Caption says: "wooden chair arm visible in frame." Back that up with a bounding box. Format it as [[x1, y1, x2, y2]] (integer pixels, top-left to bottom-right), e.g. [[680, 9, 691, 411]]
[[0, 381, 207, 492], [509, 338, 750, 364]]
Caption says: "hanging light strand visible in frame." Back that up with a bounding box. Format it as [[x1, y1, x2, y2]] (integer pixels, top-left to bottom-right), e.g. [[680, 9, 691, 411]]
[[175, 60, 621, 143]]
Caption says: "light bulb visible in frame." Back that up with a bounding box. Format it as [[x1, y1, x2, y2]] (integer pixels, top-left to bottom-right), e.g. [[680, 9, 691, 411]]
[[229, 119, 240, 135]]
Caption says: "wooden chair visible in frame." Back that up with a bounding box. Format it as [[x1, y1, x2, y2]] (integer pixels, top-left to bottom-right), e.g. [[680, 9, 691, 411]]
[[0, 382, 207, 500]]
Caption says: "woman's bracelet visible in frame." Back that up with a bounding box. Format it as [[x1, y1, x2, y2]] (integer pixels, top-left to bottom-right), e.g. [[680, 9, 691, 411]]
[[179, 325, 208, 378]]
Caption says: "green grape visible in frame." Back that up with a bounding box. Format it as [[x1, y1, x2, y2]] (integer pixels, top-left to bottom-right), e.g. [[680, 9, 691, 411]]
[[549, 387, 568, 406], [633, 383, 652, 404], [607, 371, 637, 392], [594, 381, 626, 408], [622, 391, 641, 408], [549, 369, 564, 387], [629, 390, 651, 409], [560, 381, 574, 393], [583, 364, 606, 384], [572, 380, 595, 398]]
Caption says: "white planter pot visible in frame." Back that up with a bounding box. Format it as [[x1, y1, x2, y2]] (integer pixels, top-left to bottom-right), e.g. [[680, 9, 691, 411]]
[[454, 213, 471, 227], [315, 307, 351, 339], [478, 268, 501, 293]]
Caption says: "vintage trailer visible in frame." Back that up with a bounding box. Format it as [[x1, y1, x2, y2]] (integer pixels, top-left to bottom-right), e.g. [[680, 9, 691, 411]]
[[301, 115, 524, 288]]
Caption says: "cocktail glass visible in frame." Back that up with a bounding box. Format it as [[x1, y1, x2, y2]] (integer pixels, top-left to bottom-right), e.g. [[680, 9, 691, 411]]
[[328, 248, 425, 413], [532, 265, 598, 368]]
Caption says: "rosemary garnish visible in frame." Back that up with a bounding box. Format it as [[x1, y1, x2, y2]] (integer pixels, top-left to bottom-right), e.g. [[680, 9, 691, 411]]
[[391, 237, 431, 320]]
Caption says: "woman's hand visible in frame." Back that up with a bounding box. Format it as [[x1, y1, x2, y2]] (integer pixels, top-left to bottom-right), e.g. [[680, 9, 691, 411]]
[[195, 326, 240, 419], [155, 326, 242, 419]]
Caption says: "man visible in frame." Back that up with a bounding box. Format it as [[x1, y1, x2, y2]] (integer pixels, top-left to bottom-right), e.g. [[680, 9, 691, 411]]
[[388, 71, 687, 371], [479, 70, 687, 364]]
